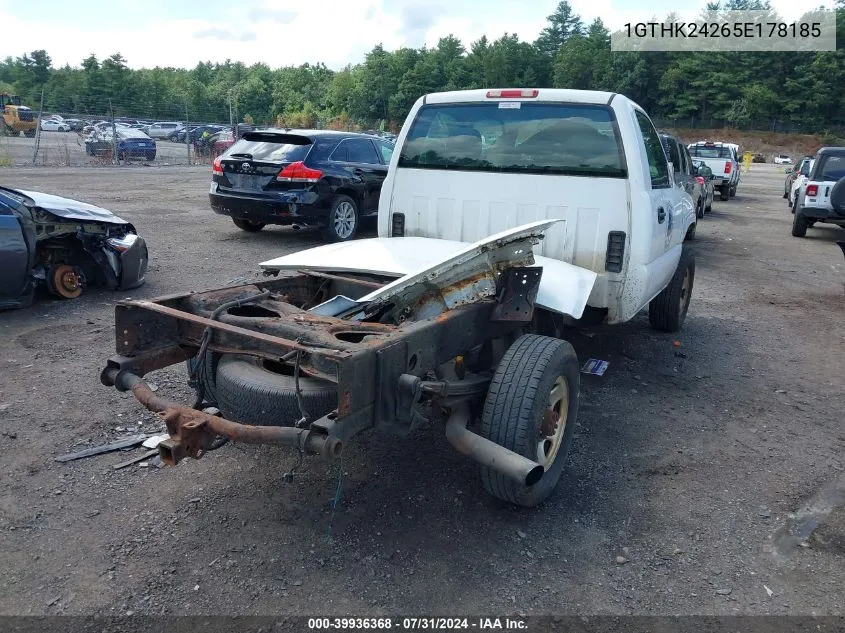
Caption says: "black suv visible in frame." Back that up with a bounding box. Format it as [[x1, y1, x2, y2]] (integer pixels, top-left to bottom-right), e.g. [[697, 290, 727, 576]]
[[209, 129, 394, 241]]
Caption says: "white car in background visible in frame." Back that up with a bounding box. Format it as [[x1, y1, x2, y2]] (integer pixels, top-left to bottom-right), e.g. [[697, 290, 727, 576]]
[[774, 154, 792, 165], [789, 159, 814, 209], [40, 119, 70, 132]]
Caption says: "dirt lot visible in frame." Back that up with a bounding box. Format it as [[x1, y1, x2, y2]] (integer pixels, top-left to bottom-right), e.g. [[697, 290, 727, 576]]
[[0, 163, 843, 617]]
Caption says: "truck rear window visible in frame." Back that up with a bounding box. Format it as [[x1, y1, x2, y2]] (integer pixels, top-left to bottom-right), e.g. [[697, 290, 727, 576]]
[[688, 145, 732, 159], [398, 103, 626, 178], [225, 133, 312, 163]]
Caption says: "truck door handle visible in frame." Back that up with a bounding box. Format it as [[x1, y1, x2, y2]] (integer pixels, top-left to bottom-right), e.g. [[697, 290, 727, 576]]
[[657, 206, 666, 223]]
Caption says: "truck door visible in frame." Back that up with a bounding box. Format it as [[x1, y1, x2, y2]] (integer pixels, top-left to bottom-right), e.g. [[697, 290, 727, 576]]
[[633, 110, 679, 302], [0, 194, 32, 306]]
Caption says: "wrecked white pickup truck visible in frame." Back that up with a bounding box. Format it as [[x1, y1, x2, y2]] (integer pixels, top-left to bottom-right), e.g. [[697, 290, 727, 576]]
[[102, 222, 592, 507], [101, 89, 697, 507]]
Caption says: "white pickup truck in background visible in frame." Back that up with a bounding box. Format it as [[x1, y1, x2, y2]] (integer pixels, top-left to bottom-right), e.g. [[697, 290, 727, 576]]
[[688, 141, 740, 201]]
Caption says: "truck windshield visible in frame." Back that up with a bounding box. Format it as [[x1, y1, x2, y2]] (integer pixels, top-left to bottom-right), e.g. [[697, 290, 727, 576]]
[[688, 145, 732, 159], [398, 103, 626, 178]]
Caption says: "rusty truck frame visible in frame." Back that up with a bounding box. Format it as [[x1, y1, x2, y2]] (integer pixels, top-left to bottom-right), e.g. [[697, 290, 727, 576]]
[[100, 221, 582, 506]]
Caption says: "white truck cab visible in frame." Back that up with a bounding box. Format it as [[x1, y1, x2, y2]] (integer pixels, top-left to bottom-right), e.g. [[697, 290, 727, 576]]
[[377, 88, 696, 330]]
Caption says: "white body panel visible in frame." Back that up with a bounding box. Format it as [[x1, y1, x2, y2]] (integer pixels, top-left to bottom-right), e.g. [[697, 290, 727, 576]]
[[375, 88, 694, 324], [260, 226, 598, 320]]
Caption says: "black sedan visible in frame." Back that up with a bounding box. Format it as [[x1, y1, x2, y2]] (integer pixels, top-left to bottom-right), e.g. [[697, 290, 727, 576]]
[[0, 186, 148, 309], [209, 129, 394, 241]]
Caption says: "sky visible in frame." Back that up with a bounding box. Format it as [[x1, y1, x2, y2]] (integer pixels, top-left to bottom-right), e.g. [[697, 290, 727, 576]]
[[0, 0, 834, 71]]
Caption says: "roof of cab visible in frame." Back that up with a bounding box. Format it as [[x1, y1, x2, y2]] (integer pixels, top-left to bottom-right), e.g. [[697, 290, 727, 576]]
[[421, 88, 622, 106], [815, 146, 845, 156]]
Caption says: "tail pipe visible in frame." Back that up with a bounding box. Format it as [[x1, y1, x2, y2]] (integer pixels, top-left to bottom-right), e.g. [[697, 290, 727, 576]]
[[445, 402, 544, 487], [101, 368, 342, 465]]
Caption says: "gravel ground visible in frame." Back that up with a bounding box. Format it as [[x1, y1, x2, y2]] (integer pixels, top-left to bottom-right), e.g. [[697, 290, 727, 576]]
[[0, 163, 843, 617]]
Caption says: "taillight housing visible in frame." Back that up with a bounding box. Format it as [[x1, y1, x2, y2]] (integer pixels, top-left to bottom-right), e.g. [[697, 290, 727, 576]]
[[277, 161, 322, 183], [391, 212, 405, 237], [212, 156, 223, 175], [724, 162, 732, 174], [695, 176, 705, 185], [486, 89, 539, 98], [806, 184, 818, 197]]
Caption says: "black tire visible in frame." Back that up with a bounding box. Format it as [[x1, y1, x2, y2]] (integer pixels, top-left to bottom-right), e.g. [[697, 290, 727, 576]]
[[696, 198, 704, 219], [323, 195, 359, 242], [791, 210, 808, 237], [232, 218, 265, 232], [479, 334, 580, 508], [214, 354, 337, 426], [705, 195, 712, 213], [730, 185, 737, 198], [791, 196, 798, 215], [685, 220, 696, 241], [719, 185, 730, 201], [145, 152, 156, 161], [648, 245, 694, 332], [830, 177, 845, 214]]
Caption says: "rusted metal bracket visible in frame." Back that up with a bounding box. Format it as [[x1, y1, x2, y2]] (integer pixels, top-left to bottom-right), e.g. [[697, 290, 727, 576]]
[[491, 266, 542, 322], [101, 368, 342, 466]]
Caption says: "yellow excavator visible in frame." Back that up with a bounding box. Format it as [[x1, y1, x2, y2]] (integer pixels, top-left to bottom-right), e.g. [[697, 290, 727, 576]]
[[1, 94, 37, 137]]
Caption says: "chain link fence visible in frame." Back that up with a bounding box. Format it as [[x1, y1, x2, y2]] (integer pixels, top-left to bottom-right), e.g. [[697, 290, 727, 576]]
[[1, 93, 375, 168]]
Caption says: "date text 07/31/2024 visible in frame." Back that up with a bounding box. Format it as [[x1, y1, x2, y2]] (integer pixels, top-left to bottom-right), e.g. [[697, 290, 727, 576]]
[[307, 617, 528, 630]]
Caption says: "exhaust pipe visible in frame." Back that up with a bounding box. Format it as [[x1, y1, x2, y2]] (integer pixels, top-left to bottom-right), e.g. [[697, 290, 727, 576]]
[[445, 402, 544, 487], [102, 367, 342, 465]]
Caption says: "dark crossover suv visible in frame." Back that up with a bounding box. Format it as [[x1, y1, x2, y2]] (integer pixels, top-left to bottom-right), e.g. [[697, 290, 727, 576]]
[[209, 129, 394, 241]]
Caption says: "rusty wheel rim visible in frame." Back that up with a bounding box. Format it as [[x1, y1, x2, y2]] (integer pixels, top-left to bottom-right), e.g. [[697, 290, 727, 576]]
[[538, 376, 569, 470], [52, 265, 82, 299]]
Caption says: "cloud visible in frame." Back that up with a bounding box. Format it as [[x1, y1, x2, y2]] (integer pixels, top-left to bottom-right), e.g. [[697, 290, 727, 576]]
[[399, 3, 447, 47], [193, 27, 257, 41], [248, 8, 297, 24], [363, 6, 376, 20]]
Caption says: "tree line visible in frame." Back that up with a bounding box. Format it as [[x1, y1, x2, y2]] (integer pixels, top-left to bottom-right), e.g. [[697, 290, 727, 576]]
[[1, 0, 843, 133]]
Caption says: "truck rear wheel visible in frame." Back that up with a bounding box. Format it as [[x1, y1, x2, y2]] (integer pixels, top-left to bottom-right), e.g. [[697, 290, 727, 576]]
[[214, 354, 337, 426], [648, 245, 694, 332], [479, 334, 580, 508], [719, 185, 730, 201]]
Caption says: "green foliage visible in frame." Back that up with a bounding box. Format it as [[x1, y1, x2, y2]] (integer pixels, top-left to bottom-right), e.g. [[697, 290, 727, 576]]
[[0, 1, 843, 131]]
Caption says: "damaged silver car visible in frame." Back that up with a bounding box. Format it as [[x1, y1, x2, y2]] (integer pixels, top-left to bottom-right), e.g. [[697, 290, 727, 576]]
[[0, 186, 148, 309]]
